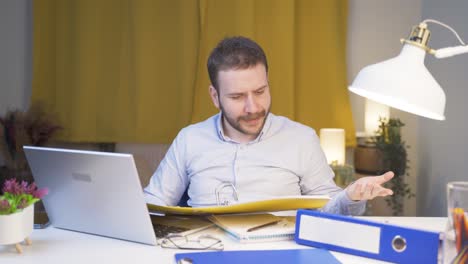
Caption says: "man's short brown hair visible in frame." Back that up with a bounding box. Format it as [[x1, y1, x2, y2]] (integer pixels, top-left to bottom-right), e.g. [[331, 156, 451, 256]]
[[207, 36, 268, 91]]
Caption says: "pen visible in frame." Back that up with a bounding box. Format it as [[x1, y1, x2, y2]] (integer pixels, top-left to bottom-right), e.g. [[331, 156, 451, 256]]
[[246, 220, 281, 232]]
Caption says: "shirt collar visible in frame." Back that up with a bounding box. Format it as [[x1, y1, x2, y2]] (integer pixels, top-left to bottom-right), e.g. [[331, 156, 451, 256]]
[[216, 112, 230, 142], [215, 112, 273, 144]]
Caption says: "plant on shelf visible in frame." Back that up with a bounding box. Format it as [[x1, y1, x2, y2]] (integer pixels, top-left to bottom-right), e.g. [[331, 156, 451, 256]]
[[372, 118, 414, 216], [0, 103, 62, 187]]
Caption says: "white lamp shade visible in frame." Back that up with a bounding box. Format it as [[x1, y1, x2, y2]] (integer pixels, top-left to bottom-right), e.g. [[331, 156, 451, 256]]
[[319, 128, 345, 165], [349, 44, 446, 120], [365, 99, 390, 136]]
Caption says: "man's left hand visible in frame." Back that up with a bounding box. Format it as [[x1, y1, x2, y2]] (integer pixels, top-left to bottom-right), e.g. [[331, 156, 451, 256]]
[[345, 171, 394, 201]]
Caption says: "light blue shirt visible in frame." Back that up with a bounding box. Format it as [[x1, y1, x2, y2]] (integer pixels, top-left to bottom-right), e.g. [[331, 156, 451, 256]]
[[144, 113, 365, 215]]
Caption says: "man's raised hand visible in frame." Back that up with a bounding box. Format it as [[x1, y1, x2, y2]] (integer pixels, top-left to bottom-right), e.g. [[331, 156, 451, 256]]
[[345, 171, 394, 201]]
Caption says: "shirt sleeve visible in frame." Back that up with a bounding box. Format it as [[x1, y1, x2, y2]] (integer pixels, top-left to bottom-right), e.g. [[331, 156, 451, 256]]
[[143, 129, 189, 206], [322, 190, 366, 215], [299, 129, 366, 215]]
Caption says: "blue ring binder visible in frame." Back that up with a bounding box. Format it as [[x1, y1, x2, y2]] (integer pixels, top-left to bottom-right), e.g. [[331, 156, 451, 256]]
[[294, 210, 440, 264]]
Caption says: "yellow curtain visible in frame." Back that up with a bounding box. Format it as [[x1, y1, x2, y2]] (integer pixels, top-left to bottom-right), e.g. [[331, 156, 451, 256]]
[[33, 0, 356, 146]]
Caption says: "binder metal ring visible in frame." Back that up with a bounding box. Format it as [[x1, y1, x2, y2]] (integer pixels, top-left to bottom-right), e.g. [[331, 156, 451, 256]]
[[391, 235, 407, 252]]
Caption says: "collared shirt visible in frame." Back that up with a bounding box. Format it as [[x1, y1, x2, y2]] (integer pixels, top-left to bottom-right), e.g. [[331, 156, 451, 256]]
[[144, 113, 365, 215]]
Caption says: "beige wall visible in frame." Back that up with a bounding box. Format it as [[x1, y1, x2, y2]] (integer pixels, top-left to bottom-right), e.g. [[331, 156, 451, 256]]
[[418, 0, 468, 216], [0, 0, 32, 166], [348, 0, 422, 215]]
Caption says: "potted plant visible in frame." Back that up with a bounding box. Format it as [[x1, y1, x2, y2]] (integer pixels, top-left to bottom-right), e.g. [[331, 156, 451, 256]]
[[0, 103, 61, 185], [0, 178, 48, 253], [373, 118, 414, 216]]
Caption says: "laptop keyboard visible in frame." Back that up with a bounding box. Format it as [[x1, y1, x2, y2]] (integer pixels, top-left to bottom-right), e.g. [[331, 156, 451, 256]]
[[152, 223, 190, 238]]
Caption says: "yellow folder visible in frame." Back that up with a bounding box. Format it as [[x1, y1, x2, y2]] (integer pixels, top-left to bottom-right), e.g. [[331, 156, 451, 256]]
[[147, 195, 330, 215]]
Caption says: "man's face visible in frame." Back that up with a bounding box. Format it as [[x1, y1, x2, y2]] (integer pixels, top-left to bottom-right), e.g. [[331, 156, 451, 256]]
[[209, 63, 271, 143]]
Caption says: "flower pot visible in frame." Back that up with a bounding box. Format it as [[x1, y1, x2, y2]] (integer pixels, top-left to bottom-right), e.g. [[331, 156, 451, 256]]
[[354, 144, 385, 174], [354, 144, 407, 176], [0, 205, 34, 253]]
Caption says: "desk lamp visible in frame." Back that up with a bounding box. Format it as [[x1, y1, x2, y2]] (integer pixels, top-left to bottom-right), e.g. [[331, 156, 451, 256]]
[[349, 20, 468, 261], [349, 19, 468, 120]]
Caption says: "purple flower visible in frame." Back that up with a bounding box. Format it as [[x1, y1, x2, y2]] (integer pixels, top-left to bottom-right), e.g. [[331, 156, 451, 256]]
[[20, 180, 28, 190], [24, 182, 37, 195], [1, 179, 48, 214], [23, 181, 48, 199], [2, 178, 48, 199], [33, 187, 49, 199], [2, 178, 22, 195], [0, 199, 10, 211]]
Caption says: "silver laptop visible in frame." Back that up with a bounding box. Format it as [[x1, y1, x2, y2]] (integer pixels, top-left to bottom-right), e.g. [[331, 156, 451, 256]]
[[24, 146, 160, 245]]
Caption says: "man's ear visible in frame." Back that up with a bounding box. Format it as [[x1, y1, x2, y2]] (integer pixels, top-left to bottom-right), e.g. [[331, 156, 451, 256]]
[[209, 85, 220, 110]]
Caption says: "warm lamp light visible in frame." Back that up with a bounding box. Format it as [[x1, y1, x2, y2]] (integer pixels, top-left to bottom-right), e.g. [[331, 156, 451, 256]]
[[349, 19, 468, 120], [319, 128, 345, 165], [365, 99, 390, 136]]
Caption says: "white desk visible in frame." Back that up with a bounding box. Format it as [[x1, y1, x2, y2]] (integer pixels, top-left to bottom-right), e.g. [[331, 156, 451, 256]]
[[0, 217, 446, 264]]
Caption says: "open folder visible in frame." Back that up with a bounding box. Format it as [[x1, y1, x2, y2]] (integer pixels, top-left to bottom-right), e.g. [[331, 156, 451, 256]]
[[147, 195, 330, 215], [175, 248, 340, 264]]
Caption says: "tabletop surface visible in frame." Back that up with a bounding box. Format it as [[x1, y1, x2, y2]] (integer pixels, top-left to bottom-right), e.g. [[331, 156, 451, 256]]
[[0, 216, 447, 264]]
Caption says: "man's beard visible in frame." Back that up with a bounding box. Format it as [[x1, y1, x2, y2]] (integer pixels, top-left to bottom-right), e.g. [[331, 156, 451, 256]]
[[219, 102, 270, 137]]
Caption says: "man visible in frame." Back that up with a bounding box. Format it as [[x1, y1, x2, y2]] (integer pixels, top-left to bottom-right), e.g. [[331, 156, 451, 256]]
[[144, 36, 394, 215]]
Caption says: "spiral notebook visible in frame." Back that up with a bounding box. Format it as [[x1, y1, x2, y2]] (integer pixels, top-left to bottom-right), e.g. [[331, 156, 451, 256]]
[[208, 213, 295, 243]]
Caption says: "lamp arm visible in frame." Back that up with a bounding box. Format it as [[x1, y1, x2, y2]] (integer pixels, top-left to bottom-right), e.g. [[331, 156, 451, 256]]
[[420, 19, 468, 59], [435, 45, 468, 58]]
